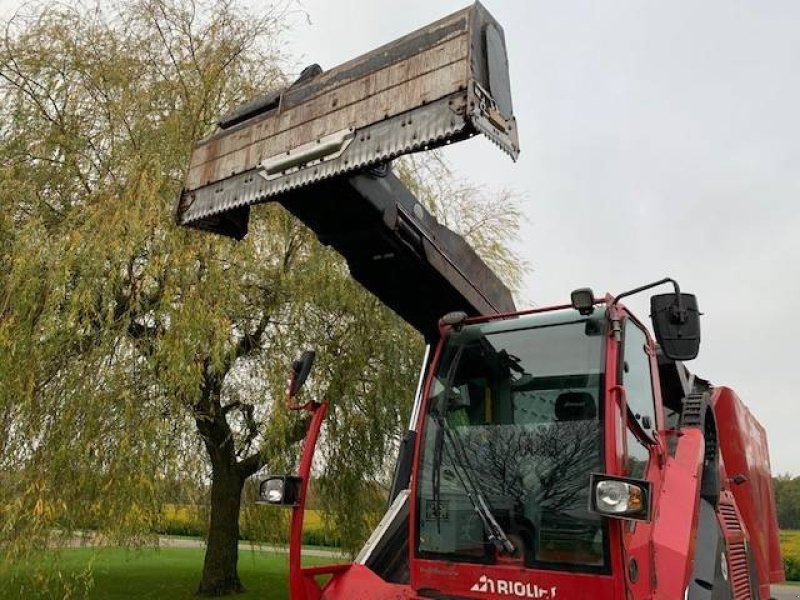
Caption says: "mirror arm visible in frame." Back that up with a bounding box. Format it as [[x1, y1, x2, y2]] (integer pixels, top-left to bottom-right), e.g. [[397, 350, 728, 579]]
[[288, 400, 328, 600], [288, 399, 320, 412], [608, 278, 684, 342], [610, 277, 682, 311]]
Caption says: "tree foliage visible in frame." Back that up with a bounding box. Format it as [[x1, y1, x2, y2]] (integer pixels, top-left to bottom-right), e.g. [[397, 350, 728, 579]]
[[775, 474, 800, 530], [396, 154, 527, 296], [0, 0, 526, 596]]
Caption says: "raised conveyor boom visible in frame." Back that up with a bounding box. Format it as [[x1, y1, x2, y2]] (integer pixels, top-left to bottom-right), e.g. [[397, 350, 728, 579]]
[[279, 168, 515, 339], [176, 2, 518, 239], [175, 2, 519, 336]]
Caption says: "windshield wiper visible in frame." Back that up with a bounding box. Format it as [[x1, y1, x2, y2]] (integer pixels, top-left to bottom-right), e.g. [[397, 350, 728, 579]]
[[436, 414, 516, 554], [431, 345, 516, 555]]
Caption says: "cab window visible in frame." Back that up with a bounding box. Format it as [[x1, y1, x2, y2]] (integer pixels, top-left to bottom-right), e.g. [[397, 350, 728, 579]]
[[621, 320, 657, 437]]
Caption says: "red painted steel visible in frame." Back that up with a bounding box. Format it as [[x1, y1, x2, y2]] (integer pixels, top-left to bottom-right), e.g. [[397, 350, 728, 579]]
[[457, 302, 578, 325], [603, 306, 625, 482], [408, 333, 447, 593], [651, 428, 704, 599], [289, 401, 329, 600], [299, 300, 782, 600], [411, 559, 618, 600], [713, 387, 785, 597], [320, 565, 416, 599]]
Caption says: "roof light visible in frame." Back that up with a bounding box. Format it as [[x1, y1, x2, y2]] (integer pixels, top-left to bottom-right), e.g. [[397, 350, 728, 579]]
[[439, 311, 468, 331], [570, 288, 595, 315]]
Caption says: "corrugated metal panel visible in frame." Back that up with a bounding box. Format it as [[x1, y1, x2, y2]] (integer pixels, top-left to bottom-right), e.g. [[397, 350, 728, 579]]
[[176, 2, 519, 239], [719, 502, 743, 533], [718, 494, 752, 600], [727, 542, 752, 600]]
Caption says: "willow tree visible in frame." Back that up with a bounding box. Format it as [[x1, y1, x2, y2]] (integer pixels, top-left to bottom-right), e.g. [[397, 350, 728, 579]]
[[0, 0, 525, 597]]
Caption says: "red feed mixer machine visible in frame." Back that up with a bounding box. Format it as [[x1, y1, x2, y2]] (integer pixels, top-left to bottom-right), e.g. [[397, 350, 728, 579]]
[[175, 4, 784, 599]]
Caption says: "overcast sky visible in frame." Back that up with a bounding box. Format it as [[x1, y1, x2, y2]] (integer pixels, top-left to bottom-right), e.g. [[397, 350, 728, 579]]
[[2, 0, 797, 474], [282, 0, 800, 474]]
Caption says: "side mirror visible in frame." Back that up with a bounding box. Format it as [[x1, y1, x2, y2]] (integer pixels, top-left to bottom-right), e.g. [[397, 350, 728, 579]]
[[256, 475, 302, 507], [287, 350, 315, 398], [650, 293, 700, 361]]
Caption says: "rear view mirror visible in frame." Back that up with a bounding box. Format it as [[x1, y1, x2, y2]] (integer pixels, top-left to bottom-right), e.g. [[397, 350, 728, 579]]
[[288, 350, 315, 398], [650, 293, 701, 361], [257, 476, 302, 507]]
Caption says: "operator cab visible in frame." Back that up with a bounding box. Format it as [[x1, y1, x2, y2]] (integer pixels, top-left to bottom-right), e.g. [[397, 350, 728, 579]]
[[417, 308, 608, 571], [403, 280, 702, 598]]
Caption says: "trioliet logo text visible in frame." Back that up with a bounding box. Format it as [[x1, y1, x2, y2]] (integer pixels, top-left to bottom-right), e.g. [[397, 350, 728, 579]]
[[470, 574, 557, 598]]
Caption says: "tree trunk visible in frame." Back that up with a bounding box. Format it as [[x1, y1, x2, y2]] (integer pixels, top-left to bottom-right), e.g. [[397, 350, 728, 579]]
[[197, 464, 245, 596]]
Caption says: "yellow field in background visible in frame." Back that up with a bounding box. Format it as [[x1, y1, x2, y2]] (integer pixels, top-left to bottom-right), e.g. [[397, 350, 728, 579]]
[[159, 504, 799, 579], [780, 530, 800, 581], [161, 504, 327, 540]]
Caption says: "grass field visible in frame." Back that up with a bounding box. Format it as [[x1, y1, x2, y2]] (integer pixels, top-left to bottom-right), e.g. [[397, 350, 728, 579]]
[[0, 529, 796, 598], [0, 547, 335, 600]]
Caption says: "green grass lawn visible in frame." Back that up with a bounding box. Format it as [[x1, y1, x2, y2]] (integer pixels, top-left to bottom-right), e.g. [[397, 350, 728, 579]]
[[2, 530, 795, 598], [0, 547, 337, 600]]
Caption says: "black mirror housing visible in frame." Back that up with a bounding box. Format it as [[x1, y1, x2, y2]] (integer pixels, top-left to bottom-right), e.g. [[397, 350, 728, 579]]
[[650, 293, 701, 361], [257, 475, 302, 507], [288, 350, 316, 398]]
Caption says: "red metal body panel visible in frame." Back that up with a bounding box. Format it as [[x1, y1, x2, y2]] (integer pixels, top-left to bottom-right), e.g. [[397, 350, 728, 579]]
[[289, 401, 329, 600], [651, 428, 704, 599], [407, 335, 446, 591], [615, 307, 704, 600], [603, 299, 624, 482], [603, 308, 634, 599], [291, 300, 782, 600], [712, 387, 785, 594], [319, 565, 415, 600], [616, 309, 663, 599], [411, 559, 619, 599]]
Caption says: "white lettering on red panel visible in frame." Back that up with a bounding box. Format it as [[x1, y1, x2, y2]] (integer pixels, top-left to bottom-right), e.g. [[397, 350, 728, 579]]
[[470, 574, 557, 598]]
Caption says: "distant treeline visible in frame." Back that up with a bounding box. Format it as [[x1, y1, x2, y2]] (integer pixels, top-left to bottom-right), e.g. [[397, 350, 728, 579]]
[[775, 475, 800, 530]]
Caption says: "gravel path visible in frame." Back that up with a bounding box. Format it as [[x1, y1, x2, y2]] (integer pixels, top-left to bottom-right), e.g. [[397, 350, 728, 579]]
[[772, 584, 800, 600], [156, 536, 344, 559], [61, 532, 344, 559]]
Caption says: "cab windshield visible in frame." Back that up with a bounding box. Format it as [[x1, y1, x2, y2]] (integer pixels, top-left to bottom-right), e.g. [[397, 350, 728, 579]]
[[417, 309, 608, 571]]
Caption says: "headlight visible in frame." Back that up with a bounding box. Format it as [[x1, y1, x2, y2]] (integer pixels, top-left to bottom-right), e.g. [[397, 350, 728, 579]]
[[589, 474, 652, 521]]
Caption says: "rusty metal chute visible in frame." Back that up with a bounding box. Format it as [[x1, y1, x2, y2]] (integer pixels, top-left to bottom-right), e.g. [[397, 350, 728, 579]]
[[175, 2, 519, 336], [176, 2, 518, 239]]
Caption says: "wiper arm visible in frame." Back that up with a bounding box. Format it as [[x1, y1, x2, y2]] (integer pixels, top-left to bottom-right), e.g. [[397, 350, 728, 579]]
[[430, 343, 515, 555], [434, 412, 516, 555]]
